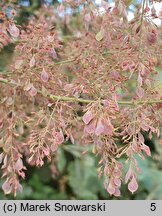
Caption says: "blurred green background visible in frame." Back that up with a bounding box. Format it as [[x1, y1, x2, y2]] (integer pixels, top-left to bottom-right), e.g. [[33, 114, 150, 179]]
[[0, 0, 162, 200], [0, 140, 162, 200]]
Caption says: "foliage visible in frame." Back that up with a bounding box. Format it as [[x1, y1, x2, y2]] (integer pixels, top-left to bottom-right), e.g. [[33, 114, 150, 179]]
[[0, 141, 162, 200], [0, 0, 162, 198]]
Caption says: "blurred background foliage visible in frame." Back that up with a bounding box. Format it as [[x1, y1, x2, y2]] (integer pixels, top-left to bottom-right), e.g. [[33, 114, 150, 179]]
[[0, 139, 162, 200], [0, 0, 162, 200]]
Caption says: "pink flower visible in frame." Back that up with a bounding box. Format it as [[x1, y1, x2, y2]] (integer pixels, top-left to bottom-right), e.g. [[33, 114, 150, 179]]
[[84, 14, 91, 22], [15, 158, 23, 171], [103, 121, 113, 136], [141, 144, 151, 156], [114, 178, 121, 187], [84, 120, 96, 134], [128, 176, 138, 193], [29, 85, 37, 97], [57, 4, 64, 13], [147, 33, 157, 44], [51, 144, 58, 152], [9, 24, 20, 38], [29, 56, 36, 68], [136, 86, 144, 98], [83, 110, 93, 124], [113, 188, 121, 197], [2, 181, 12, 194], [107, 183, 115, 195], [15, 59, 23, 69], [41, 68, 49, 82], [95, 119, 104, 136], [53, 131, 64, 145]]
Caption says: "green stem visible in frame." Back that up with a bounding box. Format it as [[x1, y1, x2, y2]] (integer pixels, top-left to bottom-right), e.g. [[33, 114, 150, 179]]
[[140, 0, 146, 27], [0, 78, 162, 106], [47, 94, 162, 105], [139, 0, 146, 39], [0, 78, 8, 84], [54, 58, 76, 65], [48, 93, 94, 104]]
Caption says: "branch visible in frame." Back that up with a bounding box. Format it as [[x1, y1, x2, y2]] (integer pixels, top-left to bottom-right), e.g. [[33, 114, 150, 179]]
[[141, 0, 146, 26], [0, 78, 8, 84], [54, 58, 76, 65], [0, 78, 162, 106], [47, 93, 162, 106], [140, 0, 146, 39]]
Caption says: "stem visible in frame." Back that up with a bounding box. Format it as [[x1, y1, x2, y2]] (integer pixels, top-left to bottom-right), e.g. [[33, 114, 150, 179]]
[[48, 93, 95, 104], [140, 0, 146, 38], [0, 78, 162, 106], [0, 78, 8, 84], [47, 94, 162, 105], [54, 58, 76, 65], [141, 0, 146, 26]]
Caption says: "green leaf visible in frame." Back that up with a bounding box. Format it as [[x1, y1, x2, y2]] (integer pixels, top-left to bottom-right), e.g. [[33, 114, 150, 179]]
[[131, 156, 162, 194], [62, 144, 92, 158], [146, 185, 162, 199], [67, 155, 107, 199], [57, 148, 66, 172]]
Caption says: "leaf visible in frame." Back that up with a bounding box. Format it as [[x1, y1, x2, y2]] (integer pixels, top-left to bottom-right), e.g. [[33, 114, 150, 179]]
[[146, 185, 162, 199], [63, 145, 84, 157], [67, 156, 100, 199], [57, 148, 66, 172], [95, 30, 104, 41]]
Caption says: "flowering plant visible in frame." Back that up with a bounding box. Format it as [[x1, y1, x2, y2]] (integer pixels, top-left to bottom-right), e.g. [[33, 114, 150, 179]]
[[0, 0, 162, 197]]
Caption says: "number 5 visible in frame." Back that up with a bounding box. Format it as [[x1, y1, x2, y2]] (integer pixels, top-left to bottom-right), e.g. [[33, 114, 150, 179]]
[[150, 203, 156, 211]]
